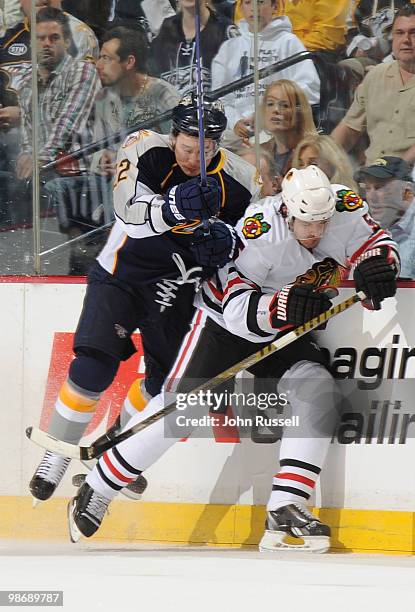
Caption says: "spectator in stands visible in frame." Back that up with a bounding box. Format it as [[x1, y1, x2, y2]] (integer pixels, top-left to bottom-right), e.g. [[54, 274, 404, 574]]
[[211, 0, 320, 135], [108, 0, 176, 40], [60, 0, 113, 42], [292, 133, 360, 192], [44, 26, 180, 273], [0, 3, 32, 142], [93, 26, 180, 153], [233, 0, 278, 23], [211, 0, 235, 20], [234, 0, 349, 56], [283, 0, 350, 57], [149, 0, 237, 94], [16, 7, 101, 177], [259, 79, 317, 177], [332, 4, 415, 165], [0, 0, 21, 36], [0, 0, 99, 141], [342, 0, 411, 78], [20, 0, 99, 61], [355, 156, 415, 278]]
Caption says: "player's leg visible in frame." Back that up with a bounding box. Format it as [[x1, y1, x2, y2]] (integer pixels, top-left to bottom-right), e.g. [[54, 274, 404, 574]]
[[68, 314, 258, 538], [29, 264, 139, 501], [257, 339, 342, 553], [83, 283, 198, 497], [117, 283, 196, 427]]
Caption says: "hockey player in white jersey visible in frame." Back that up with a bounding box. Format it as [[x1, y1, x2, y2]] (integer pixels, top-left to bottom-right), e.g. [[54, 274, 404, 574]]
[[67, 166, 399, 551], [29, 94, 261, 503]]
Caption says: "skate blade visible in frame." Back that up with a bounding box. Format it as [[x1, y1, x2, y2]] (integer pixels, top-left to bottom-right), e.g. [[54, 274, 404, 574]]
[[259, 530, 330, 554], [67, 498, 82, 543], [32, 497, 41, 509], [72, 473, 86, 488]]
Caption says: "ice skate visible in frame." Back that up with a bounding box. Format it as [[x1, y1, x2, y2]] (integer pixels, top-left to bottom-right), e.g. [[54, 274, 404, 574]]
[[259, 503, 331, 554], [67, 482, 110, 542], [29, 450, 71, 504]]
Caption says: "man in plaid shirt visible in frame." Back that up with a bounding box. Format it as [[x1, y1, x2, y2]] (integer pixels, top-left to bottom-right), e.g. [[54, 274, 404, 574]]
[[16, 6, 101, 178]]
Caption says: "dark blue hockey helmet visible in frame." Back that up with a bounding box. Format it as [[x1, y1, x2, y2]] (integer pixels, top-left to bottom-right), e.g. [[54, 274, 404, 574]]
[[171, 93, 227, 141]]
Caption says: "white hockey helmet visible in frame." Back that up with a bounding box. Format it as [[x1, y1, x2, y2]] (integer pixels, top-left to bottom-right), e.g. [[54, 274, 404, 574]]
[[282, 166, 336, 222]]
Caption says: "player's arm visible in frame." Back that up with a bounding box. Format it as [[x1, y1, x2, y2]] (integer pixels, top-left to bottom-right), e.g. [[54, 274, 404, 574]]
[[222, 260, 332, 343], [113, 137, 221, 239], [343, 199, 400, 309], [331, 72, 370, 151], [350, 225, 400, 310]]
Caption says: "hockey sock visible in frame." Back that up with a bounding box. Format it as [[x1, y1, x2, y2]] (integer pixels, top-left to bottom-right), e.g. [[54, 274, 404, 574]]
[[268, 458, 321, 510], [119, 378, 152, 428], [86, 446, 144, 502], [47, 379, 100, 443], [86, 392, 183, 499], [267, 360, 341, 511]]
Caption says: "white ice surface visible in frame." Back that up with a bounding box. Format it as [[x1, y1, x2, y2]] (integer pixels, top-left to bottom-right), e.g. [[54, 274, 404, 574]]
[[0, 541, 414, 612]]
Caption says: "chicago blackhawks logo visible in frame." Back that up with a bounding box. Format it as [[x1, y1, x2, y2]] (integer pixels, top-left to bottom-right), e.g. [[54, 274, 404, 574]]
[[336, 189, 364, 212], [242, 213, 271, 239], [295, 258, 341, 288]]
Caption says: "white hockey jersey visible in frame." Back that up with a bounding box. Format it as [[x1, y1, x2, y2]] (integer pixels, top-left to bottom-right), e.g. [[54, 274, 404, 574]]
[[197, 188, 400, 343]]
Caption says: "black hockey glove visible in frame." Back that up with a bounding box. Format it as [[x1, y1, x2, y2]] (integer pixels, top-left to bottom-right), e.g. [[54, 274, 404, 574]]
[[190, 220, 239, 268], [353, 249, 397, 310], [269, 284, 332, 330], [162, 177, 221, 226]]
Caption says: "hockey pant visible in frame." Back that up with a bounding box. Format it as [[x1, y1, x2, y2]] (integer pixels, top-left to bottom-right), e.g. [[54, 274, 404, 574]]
[[46, 262, 196, 444], [86, 310, 342, 508]]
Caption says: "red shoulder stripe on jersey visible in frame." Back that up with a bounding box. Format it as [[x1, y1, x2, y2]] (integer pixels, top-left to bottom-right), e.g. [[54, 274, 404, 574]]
[[349, 230, 391, 264]]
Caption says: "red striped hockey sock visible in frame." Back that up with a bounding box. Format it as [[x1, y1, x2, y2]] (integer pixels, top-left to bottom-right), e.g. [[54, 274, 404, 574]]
[[86, 446, 143, 500], [267, 458, 321, 511]]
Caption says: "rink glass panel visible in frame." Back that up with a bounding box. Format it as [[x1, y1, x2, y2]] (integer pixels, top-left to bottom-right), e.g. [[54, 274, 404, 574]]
[[1, 3, 412, 277]]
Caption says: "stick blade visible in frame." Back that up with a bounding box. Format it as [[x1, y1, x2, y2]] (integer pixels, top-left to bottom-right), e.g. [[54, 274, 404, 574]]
[[26, 426, 82, 460]]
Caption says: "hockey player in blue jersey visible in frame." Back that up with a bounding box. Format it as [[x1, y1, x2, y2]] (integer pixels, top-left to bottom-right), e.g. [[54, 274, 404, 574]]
[[29, 94, 261, 502]]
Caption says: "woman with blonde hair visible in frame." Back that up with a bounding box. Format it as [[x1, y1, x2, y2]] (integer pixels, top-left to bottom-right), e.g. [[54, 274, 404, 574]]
[[292, 133, 359, 192], [260, 79, 317, 177]]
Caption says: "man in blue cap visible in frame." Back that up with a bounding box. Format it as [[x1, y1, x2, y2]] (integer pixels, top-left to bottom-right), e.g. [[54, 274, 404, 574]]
[[355, 156, 415, 278]]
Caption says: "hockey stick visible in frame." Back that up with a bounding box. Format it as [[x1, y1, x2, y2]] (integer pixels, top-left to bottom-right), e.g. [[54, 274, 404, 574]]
[[194, 0, 210, 236], [194, 0, 207, 185], [252, 0, 262, 173], [26, 290, 365, 460]]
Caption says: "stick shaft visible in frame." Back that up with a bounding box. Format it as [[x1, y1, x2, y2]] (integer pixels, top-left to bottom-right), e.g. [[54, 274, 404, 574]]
[[86, 290, 364, 458], [27, 291, 365, 460], [194, 0, 207, 185]]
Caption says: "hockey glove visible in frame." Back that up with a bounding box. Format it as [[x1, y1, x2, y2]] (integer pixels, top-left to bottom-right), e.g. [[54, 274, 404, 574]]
[[353, 249, 397, 310], [269, 284, 332, 330], [162, 177, 221, 226], [190, 220, 239, 268]]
